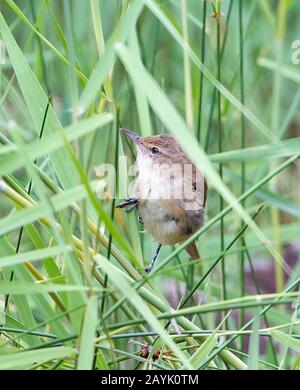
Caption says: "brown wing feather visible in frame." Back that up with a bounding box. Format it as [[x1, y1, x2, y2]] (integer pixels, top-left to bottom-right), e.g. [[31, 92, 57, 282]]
[[185, 241, 200, 260]]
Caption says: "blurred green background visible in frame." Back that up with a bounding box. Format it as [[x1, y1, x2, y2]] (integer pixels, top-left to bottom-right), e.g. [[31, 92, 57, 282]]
[[0, 0, 300, 370]]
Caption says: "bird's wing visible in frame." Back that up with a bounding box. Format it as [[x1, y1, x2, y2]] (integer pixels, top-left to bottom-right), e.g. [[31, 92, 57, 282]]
[[178, 152, 207, 208]]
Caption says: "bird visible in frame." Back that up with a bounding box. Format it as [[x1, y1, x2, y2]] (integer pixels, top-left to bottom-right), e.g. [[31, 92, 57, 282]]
[[116, 128, 207, 273]]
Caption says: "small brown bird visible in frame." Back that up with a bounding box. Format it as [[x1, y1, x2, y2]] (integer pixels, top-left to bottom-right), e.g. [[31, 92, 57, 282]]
[[117, 128, 207, 272]]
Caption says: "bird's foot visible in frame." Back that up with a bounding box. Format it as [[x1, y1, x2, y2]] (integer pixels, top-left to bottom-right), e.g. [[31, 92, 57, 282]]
[[144, 264, 153, 273], [144, 243, 162, 273], [116, 197, 138, 212]]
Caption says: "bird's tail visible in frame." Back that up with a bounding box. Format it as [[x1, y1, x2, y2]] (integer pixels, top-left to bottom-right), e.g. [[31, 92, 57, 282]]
[[185, 241, 200, 260]]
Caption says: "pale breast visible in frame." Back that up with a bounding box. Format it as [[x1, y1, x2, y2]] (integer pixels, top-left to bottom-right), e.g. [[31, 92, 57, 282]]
[[133, 161, 205, 245], [137, 199, 185, 245]]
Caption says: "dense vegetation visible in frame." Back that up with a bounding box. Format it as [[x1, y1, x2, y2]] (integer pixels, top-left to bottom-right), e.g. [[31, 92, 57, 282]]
[[0, 0, 300, 370]]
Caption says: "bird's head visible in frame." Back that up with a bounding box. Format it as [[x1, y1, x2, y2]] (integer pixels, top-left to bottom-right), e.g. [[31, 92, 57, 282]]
[[120, 128, 183, 165]]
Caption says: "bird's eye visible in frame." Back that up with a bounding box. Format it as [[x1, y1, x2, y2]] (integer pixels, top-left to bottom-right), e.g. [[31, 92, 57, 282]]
[[151, 147, 160, 154]]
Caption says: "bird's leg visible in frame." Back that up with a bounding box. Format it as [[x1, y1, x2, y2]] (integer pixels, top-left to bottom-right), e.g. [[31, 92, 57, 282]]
[[116, 197, 138, 212], [145, 243, 162, 273]]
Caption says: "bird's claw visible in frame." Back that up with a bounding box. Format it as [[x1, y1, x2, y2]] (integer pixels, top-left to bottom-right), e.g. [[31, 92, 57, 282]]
[[126, 203, 137, 212], [144, 265, 153, 273], [116, 197, 138, 212]]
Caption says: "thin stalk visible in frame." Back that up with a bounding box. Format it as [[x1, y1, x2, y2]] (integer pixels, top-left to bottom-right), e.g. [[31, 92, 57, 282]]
[[204, 0, 233, 152], [244, 247, 279, 366], [238, 0, 246, 348], [215, 0, 227, 323], [63, 0, 79, 121], [158, 243, 262, 275], [100, 106, 120, 315], [29, 0, 49, 93], [89, 0, 114, 112], [99, 291, 299, 323], [101, 319, 300, 340], [90, 0, 105, 57], [270, 0, 288, 293], [226, 348, 279, 370], [197, 0, 207, 142], [179, 0, 198, 301], [0, 328, 56, 338], [182, 0, 208, 320], [4, 96, 51, 312], [181, 0, 194, 130]]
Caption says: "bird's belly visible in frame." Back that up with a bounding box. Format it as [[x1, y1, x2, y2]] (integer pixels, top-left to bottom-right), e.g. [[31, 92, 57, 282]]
[[133, 169, 204, 245], [138, 200, 184, 245]]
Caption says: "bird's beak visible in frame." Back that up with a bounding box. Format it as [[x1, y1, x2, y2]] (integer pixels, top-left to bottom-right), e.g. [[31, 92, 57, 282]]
[[120, 128, 140, 144]]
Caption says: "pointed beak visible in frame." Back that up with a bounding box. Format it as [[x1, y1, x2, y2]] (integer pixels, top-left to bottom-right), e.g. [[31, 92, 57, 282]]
[[120, 128, 140, 144]]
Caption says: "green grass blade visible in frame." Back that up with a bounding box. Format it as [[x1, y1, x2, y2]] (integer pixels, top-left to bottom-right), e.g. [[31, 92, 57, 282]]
[[271, 330, 300, 353], [0, 346, 76, 370], [0, 245, 72, 268], [77, 296, 98, 370]]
